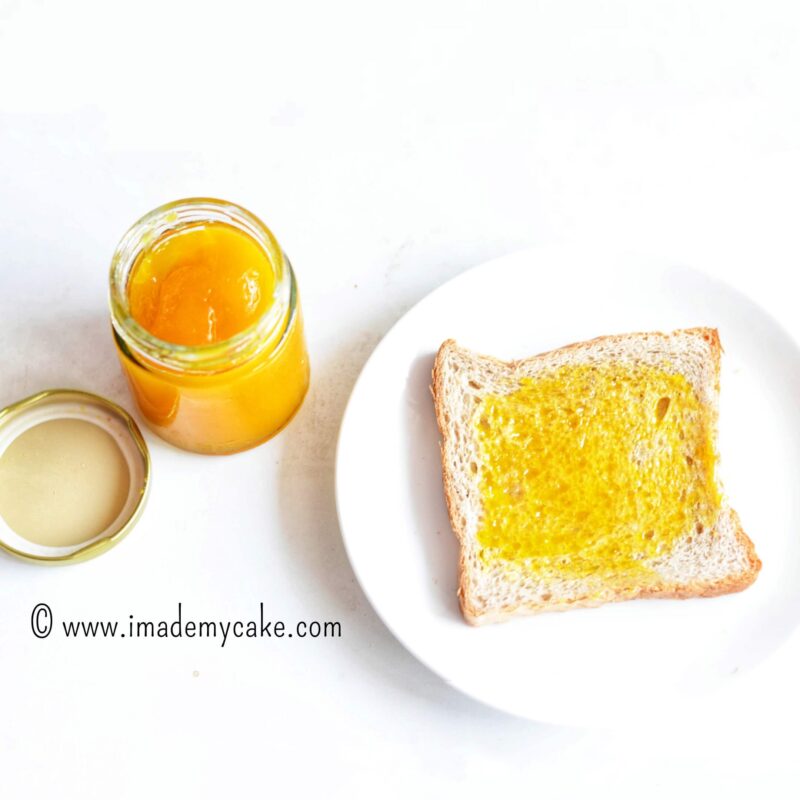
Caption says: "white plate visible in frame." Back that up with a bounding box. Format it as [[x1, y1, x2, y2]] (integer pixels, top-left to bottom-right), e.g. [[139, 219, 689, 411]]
[[335, 246, 800, 726]]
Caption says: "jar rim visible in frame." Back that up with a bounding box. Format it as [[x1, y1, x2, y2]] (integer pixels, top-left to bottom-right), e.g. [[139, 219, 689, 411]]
[[109, 197, 293, 373]]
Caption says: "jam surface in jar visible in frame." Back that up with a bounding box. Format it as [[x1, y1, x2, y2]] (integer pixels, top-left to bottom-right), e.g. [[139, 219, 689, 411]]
[[128, 222, 276, 346]]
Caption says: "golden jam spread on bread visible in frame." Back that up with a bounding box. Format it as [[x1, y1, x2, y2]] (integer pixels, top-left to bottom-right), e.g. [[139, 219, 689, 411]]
[[473, 362, 721, 579]]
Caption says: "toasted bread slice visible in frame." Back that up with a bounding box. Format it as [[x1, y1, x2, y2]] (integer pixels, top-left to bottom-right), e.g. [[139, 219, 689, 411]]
[[432, 328, 761, 625]]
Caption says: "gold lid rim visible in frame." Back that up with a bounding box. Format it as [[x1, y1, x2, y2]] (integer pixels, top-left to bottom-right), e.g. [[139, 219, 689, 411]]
[[0, 389, 151, 565]]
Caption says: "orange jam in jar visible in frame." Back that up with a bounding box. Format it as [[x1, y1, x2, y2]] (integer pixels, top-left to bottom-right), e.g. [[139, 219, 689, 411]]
[[110, 198, 310, 454]]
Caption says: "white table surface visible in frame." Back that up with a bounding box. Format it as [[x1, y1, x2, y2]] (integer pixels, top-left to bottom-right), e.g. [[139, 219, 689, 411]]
[[2, 1, 800, 796]]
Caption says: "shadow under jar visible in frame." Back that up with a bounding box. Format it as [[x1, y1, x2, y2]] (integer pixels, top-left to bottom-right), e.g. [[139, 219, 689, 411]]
[[110, 198, 310, 455]]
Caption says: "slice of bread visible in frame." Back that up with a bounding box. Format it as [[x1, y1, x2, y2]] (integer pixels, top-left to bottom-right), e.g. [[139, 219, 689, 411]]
[[432, 328, 761, 625]]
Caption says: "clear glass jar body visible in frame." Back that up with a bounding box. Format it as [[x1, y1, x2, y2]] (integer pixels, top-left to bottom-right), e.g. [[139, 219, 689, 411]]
[[110, 199, 310, 455]]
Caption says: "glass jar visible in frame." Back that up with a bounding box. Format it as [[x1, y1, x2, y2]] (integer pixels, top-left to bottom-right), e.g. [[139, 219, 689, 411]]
[[109, 198, 310, 455]]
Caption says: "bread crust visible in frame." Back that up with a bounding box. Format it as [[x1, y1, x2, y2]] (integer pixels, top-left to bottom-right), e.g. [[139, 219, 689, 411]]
[[431, 328, 761, 626]]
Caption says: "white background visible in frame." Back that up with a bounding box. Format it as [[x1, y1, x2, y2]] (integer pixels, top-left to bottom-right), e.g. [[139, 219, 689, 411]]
[[1, 1, 800, 796]]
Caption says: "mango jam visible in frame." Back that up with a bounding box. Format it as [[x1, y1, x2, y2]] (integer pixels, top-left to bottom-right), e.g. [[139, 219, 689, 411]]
[[128, 222, 276, 346], [111, 200, 309, 455], [473, 363, 721, 580]]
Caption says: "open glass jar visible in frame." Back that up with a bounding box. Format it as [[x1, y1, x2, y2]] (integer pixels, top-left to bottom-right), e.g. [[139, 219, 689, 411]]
[[109, 198, 310, 455]]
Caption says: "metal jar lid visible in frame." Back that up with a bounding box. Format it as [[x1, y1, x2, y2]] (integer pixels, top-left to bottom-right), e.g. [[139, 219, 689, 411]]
[[0, 389, 150, 564]]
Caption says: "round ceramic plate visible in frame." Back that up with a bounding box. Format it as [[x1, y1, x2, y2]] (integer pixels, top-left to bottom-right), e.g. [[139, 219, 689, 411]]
[[335, 246, 800, 726]]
